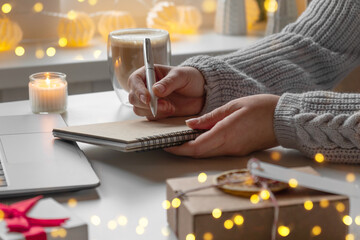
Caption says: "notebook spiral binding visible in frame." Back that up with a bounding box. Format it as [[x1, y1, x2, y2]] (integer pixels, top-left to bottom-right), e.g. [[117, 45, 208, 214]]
[[136, 130, 204, 152]]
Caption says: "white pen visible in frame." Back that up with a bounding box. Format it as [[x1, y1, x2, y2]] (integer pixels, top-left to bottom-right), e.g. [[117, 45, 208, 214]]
[[143, 38, 158, 117]]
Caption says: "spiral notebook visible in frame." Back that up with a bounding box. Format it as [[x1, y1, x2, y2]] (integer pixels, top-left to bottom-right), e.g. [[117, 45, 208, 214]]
[[52, 117, 203, 152]]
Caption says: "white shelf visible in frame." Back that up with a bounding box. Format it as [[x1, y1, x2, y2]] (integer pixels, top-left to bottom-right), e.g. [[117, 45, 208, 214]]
[[0, 32, 261, 90]]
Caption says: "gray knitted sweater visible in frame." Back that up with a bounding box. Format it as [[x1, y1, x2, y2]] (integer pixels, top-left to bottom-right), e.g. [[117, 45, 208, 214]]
[[181, 0, 360, 163]]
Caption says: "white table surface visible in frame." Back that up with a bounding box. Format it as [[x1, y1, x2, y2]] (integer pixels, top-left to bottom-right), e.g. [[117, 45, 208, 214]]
[[0, 91, 359, 240]]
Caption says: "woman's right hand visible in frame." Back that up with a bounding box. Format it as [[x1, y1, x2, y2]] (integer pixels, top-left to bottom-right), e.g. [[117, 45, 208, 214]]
[[128, 65, 206, 120]]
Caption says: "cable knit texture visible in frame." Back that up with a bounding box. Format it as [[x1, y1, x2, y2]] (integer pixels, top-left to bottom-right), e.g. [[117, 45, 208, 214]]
[[181, 0, 360, 163]]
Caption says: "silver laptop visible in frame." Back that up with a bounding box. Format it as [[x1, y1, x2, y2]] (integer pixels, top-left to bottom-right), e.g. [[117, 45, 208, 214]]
[[0, 114, 100, 197]]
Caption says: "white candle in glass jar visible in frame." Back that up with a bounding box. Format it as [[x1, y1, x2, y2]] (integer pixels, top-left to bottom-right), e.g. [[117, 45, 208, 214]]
[[29, 72, 68, 114]]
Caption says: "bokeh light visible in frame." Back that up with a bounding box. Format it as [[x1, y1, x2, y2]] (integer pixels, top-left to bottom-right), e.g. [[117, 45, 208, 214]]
[[250, 194, 260, 204], [186, 233, 196, 240], [139, 217, 149, 227], [33, 2, 44, 12], [136, 226, 145, 235], [1, 3, 12, 14], [59, 38, 68, 47], [35, 49, 45, 59], [314, 153, 325, 163], [224, 219, 234, 230], [67, 198, 77, 208], [270, 151, 281, 161], [233, 214, 244, 225], [304, 200, 313, 211], [288, 178, 298, 188], [67, 10, 77, 20], [198, 172, 207, 183], [355, 216, 360, 225], [46, 47, 56, 57], [172, 198, 181, 208], [88, 0, 97, 6], [343, 215, 352, 226], [203, 232, 213, 240], [117, 215, 128, 226], [162, 200, 171, 210], [108, 220, 117, 230], [346, 173, 356, 182], [278, 225, 290, 237], [260, 190, 270, 200], [336, 202, 346, 213], [264, 0, 278, 13], [15, 46, 25, 56], [90, 215, 101, 226], [319, 199, 329, 208], [201, 0, 217, 13], [161, 227, 170, 237], [346, 234, 355, 240], [212, 208, 222, 219], [93, 50, 102, 59], [311, 225, 321, 236]]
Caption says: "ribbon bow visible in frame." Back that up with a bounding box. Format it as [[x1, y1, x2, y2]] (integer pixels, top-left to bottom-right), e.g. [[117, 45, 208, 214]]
[[0, 196, 68, 240]]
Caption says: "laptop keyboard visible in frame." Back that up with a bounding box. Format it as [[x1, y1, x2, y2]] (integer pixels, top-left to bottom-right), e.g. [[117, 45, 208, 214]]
[[0, 160, 7, 187]]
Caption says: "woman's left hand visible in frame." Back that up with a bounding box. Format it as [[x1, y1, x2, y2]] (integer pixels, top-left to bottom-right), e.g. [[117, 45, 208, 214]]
[[165, 94, 280, 158]]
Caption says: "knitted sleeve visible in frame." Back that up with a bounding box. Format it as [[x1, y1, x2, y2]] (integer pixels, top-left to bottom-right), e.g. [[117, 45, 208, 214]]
[[180, 0, 360, 114], [274, 92, 360, 164]]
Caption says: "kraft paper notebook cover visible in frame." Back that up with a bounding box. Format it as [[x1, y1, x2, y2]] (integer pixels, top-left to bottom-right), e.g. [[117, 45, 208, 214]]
[[52, 117, 203, 152]]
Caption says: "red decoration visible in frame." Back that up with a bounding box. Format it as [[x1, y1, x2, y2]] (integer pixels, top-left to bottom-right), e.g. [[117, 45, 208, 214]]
[[0, 196, 68, 240]]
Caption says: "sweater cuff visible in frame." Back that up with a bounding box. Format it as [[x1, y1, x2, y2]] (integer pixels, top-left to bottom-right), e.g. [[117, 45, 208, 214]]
[[274, 93, 303, 149], [180, 55, 226, 114]]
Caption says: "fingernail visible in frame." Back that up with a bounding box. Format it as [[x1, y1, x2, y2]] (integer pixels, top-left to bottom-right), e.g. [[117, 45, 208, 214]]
[[186, 118, 199, 125], [154, 84, 165, 93], [140, 94, 147, 104]]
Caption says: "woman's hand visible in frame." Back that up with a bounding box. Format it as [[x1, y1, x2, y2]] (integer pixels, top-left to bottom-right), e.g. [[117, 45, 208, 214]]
[[128, 65, 205, 120], [165, 94, 280, 158]]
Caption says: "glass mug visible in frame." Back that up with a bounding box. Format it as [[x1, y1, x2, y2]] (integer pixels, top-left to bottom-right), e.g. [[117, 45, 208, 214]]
[[107, 28, 171, 105]]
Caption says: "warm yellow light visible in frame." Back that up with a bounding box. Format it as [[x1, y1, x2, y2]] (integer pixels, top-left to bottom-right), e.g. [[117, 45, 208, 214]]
[[212, 208, 222, 219], [58, 38, 68, 47], [117, 215, 128, 226], [304, 200, 313, 211], [136, 226, 145, 235], [314, 153, 325, 163], [224, 219, 234, 230], [186, 233, 196, 240], [78, 0, 85, 2], [162, 200, 171, 210], [203, 232, 213, 240], [50, 228, 67, 238], [58, 228, 67, 238], [35, 49, 45, 59], [343, 215, 353, 226], [108, 220, 117, 230], [67, 198, 77, 208], [161, 227, 170, 237], [346, 173, 356, 182], [233, 215, 244, 225], [319, 199, 329, 208], [2, 3, 12, 14], [33, 2, 43, 12], [15, 46, 25, 56], [46, 47, 56, 57], [93, 50, 102, 59], [270, 151, 281, 161], [264, 0, 278, 13], [88, 0, 97, 6], [90, 215, 101, 226], [198, 172, 207, 183], [250, 194, 260, 204], [278, 225, 290, 237], [74, 55, 84, 61], [172, 198, 181, 208], [336, 202, 346, 213], [260, 190, 270, 200], [288, 178, 298, 188], [201, 0, 217, 14], [139, 217, 148, 227], [346, 234, 355, 240], [311, 225, 321, 236], [67, 10, 77, 20], [355, 216, 360, 225], [0, 210, 4, 221]]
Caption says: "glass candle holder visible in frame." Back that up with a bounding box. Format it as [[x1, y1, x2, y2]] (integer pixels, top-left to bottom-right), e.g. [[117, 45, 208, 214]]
[[29, 72, 68, 114]]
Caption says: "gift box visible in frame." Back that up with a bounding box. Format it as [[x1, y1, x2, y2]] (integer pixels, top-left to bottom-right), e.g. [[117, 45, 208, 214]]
[[166, 168, 349, 240], [0, 197, 87, 240]]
